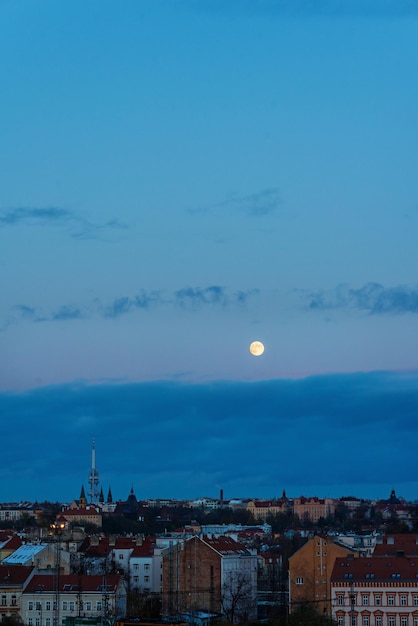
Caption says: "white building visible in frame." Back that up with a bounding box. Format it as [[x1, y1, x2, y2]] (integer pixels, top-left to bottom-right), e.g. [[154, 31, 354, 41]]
[[331, 555, 418, 626], [22, 574, 126, 625]]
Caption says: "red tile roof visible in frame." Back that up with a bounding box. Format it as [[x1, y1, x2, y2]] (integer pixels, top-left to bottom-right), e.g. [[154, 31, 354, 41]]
[[332, 556, 418, 582], [204, 536, 251, 556], [0, 565, 34, 586], [24, 574, 123, 593]]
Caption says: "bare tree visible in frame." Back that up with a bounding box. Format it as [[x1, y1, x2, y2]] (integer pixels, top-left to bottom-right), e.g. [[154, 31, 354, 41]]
[[221, 572, 256, 624]]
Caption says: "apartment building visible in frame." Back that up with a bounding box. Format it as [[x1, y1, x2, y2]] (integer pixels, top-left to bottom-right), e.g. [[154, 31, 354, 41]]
[[293, 496, 336, 523], [0, 565, 35, 621], [289, 534, 355, 615], [21, 574, 126, 625], [161, 535, 258, 623], [331, 555, 418, 626]]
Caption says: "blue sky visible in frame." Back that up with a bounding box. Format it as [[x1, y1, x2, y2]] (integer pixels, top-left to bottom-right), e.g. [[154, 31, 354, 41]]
[[1, 0, 418, 503]]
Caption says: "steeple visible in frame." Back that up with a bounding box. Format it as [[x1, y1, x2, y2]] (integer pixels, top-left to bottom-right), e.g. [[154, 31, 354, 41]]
[[79, 485, 87, 508], [99, 487, 104, 503], [107, 487, 113, 503]]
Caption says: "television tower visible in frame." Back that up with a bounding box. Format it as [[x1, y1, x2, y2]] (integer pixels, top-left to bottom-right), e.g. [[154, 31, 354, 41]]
[[88, 438, 99, 503]]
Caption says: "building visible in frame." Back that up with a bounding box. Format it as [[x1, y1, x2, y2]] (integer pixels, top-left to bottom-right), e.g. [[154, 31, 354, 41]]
[[288, 534, 355, 615], [0, 565, 35, 621], [22, 574, 127, 625], [246, 499, 288, 522], [161, 535, 258, 623], [293, 496, 336, 523], [1, 542, 71, 573], [59, 508, 102, 528], [331, 555, 418, 626]]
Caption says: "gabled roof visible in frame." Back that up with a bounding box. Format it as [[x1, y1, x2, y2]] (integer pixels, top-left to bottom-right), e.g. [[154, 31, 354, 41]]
[[1, 535, 23, 550], [331, 556, 418, 583], [203, 536, 251, 556]]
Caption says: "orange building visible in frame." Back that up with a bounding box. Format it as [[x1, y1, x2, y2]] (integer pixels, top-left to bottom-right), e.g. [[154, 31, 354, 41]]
[[289, 534, 355, 616]]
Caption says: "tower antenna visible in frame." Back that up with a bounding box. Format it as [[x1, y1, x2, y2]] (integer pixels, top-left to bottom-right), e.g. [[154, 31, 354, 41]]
[[88, 438, 99, 503]]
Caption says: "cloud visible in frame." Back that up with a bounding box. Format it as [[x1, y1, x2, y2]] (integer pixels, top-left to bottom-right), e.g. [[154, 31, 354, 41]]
[[51, 305, 84, 321], [174, 285, 228, 307], [188, 187, 281, 218], [0, 207, 127, 239], [308, 282, 418, 315], [103, 286, 257, 318], [1, 370, 417, 502]]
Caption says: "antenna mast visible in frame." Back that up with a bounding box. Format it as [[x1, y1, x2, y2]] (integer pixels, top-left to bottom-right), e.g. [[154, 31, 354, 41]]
[[88, 438, 99, 503]]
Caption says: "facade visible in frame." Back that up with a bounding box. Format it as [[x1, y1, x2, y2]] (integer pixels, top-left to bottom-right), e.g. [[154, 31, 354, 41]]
[[59, 508, 102, 528], [293, 496, 336, 523], [288, 534, 355, 615], [22, 574, 126, 625], [128, 538, 161, 594], [331, 555, 418, 626], [161, 535, 258, 623], [0, 565, 35, 621], [246, 500, 288, 521]]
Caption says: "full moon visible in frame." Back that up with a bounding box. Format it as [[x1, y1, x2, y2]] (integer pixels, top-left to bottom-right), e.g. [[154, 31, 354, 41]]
[[249, 340, 265, 356]]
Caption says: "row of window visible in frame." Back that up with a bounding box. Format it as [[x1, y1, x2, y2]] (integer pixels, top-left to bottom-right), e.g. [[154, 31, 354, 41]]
[[337, 594, 418, 607], [337, 615, 418, 626], [27, 601, 101, 611]]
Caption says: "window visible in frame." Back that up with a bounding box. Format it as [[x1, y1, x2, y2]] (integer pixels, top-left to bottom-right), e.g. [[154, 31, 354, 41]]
[[119, 554, 124, 560], [46, 602, 51, 611], [85, 602, 91, 611], [414, 596, 418, 607], [296, 577, 303, 585], [337, 595, 344, 606], [11, 596, 16, 607], [400, 595, 407, 606], [389, 617, 395, 626], [62, 602, 68, 611], [46, 619, 51, 626], [362, 616, 369, 626], [144, 576, 150, 582], [1, 596, 6, 607], [414, 618, 418, 626], [362, 596, 369, 606], [133, 564, 139, 571], [376, 618, 382, 626], [29, 602, 34, 611], [388, 595, 394, 606], [144, 564, 150, 571], [36, 602, 42, 611], [338, 617, 344, 626], [133, 576, 139, 583], [35, 618, 40, 626], [96, 602, 102, 611], [401, 617, 407, 626], [69, 602, 75, 611], [28, 620, 33, 626], [374, 595, 382, 606]]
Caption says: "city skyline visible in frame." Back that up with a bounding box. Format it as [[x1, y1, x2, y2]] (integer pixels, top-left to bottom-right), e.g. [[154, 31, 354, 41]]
[[1, 1, 417, 502]]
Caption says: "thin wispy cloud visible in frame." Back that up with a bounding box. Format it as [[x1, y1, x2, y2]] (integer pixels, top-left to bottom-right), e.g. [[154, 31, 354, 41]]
[[104, 286, 257, 318], [308, 282, 418, 315], [0, 207, 127, 239], [188, 188, 281, 218]]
